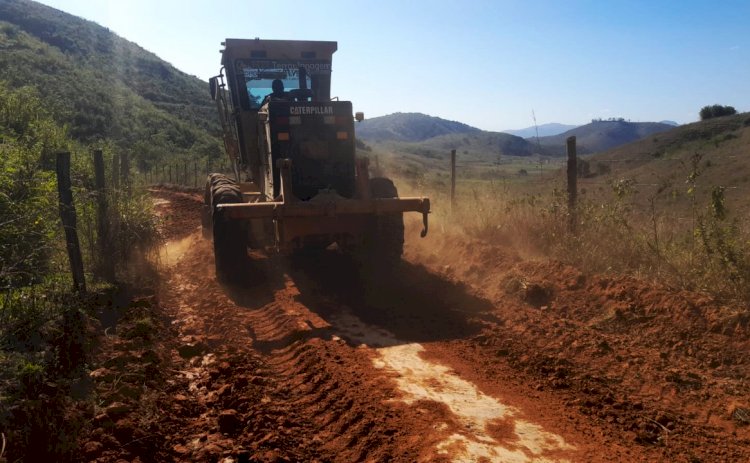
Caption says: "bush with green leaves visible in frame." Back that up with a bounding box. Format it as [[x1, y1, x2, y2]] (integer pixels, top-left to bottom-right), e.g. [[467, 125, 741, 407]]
[[700, 104, 737, 121], [0, 83, 162, 342], [0, 84, 67, 288]]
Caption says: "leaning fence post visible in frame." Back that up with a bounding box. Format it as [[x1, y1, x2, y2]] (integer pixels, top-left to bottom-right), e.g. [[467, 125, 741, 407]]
[[450, 149, 457, 210], [56, 152, 86, 293], [566, 136, 578, 232]]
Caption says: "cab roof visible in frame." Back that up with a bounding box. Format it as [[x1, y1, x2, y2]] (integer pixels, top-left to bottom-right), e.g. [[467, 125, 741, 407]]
[[220, 38, 338, 66]]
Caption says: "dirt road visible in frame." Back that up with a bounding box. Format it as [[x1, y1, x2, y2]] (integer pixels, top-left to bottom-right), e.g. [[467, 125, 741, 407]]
[[82, 189, 750, 462]]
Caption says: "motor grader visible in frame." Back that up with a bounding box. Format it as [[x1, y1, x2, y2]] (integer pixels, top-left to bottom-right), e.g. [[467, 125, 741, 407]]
[[202, 38, 430, 282]]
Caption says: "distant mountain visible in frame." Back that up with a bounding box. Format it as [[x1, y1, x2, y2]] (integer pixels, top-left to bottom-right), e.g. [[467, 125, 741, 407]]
[[537, 120, 676, 154], [355, 112, 481, 142], [0, 0, 220, 168], [354, 112, 543, 160], [356, 112, 679, 159], [503, 123, 579, 139], [659, 120, 679, 126]]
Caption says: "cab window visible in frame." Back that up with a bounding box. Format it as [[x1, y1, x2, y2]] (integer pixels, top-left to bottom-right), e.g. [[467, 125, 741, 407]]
[[241, 66, 312, 109]]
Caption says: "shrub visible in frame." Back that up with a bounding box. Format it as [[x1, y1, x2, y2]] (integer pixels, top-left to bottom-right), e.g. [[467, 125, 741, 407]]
[[0, 85, 65, 288], [699, 104, 737, 120]]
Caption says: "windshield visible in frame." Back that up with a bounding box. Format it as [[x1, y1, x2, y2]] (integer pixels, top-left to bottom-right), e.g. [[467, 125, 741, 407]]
[[236, 59, 332, 109], [242, 66, 311, 109]]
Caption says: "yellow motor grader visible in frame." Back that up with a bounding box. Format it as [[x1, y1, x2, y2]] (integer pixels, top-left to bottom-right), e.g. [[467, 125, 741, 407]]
[[203, 38, 430, 282]]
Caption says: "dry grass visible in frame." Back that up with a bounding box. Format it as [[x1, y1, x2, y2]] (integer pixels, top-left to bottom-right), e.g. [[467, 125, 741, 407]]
[[398, 171, 750, 304]]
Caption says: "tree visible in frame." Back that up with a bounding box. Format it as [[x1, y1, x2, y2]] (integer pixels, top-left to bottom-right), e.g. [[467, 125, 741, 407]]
[[700, 104, 737, 121]]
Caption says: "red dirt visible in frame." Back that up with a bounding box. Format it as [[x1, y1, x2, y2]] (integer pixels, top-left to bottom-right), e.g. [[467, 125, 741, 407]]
[[79, 188, 750, 462]]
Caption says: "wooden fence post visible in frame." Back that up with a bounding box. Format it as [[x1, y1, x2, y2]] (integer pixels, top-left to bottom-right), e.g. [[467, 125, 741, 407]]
[[56, 152, 86, 293], [566, 136, 578, 232], [450, 149, 457, 210]]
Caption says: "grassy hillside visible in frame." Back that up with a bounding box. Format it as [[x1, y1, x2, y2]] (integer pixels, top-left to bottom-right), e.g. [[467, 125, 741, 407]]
[[0, 0, 221, 170], [581, 112, 750, 214]]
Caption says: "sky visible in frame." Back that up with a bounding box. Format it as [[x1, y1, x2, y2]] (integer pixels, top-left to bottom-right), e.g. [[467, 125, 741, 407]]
[[34, 0, 750, 131]]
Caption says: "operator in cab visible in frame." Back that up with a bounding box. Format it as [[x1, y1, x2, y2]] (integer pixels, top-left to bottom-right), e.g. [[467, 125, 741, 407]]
[[261, 79, 287, 105], [271, 79, 286, 98]]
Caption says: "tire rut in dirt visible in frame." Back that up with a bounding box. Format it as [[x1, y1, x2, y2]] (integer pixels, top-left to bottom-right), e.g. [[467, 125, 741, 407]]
[[159, 235, 456, 461], [260, 337, 452, 462]]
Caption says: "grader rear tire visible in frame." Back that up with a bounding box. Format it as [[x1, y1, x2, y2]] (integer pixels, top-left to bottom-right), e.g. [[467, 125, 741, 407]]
[[358, 177, 404, 273], [207, 174, 247, 284]]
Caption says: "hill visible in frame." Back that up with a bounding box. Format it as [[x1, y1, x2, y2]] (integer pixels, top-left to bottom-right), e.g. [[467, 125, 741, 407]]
[[503, 123, 579, 138], [575, 113, 750, 214], [0, 0, 221, 169], [537, 120, 675, 154], [358, 112, 676, 163], [355, 112, 481, 142]]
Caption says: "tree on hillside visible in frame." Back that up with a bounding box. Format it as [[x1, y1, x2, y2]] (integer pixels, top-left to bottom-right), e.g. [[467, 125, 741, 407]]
[[700, 104, 737, 120]]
